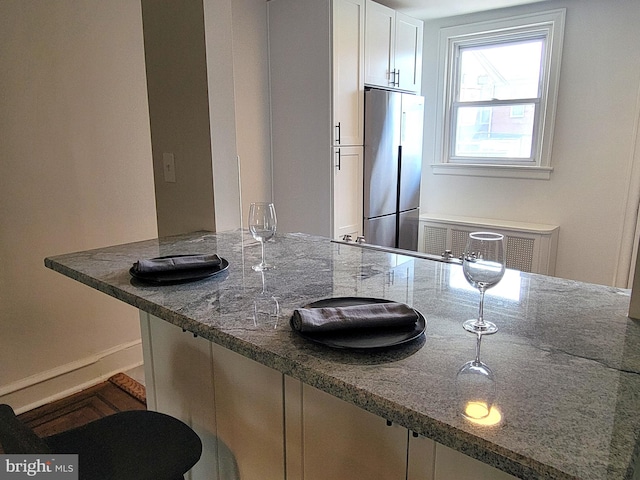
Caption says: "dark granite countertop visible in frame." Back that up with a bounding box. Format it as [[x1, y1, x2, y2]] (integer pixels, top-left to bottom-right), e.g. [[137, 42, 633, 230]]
[[45, 230, 640, 480]]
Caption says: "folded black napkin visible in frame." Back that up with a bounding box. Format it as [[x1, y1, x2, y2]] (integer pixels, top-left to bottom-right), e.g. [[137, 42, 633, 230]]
[[132, 254, 221, 274], [291, 302, 418, 333]]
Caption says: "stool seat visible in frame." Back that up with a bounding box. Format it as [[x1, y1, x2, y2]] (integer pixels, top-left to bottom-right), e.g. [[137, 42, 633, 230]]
[[0, 404, 202, 480]]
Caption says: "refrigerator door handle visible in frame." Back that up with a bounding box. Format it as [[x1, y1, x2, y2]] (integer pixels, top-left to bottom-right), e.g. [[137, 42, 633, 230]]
[[335, 122, 341, 144], [335, 148, 341, 171]]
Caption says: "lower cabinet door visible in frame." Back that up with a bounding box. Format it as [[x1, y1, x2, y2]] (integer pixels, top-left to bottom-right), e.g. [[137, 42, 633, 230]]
[[334, 145, 363, 240], [434, 444, 520, 480], [141, 313, 285, 480], [140, 312, 219, 480], [285, 378, 408, 480], [212, 344, 285, 480], [407, 433, 435, 480]]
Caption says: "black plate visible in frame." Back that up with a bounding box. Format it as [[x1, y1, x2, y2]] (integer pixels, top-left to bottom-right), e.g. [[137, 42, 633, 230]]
[[291, 297, 426, 350], [129, 254, 229, 284]]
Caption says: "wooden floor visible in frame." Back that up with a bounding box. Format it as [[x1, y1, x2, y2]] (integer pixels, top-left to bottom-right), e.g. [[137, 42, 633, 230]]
[[16, 373, 146, 439]]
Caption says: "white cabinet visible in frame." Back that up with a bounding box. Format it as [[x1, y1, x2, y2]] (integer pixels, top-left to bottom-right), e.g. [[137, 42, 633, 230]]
[[394, 12, 423, 93], [212, 345, 285, 480], [406, 438, 519, 480], [364, 0, 423, 93], [269, 0, 364, 238], [364, 1, 395, 89], [140, 312, 285, 480], [285, 379, 408, 480], [140, 312, 219, 480], [141, 311, 521, 480], [434, 444, 519, 480], [283, 379, 517, 480], [334, 146, 363, 239], [407, 433, 435, 480], [333, 0, 365, 147]]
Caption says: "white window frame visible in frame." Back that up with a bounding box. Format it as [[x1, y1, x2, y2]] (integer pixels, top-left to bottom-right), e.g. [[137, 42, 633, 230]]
[[432, 9, 565, 180]]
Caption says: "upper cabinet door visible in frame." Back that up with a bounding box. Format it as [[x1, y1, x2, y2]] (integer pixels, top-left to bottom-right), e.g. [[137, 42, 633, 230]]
[[394, 12, 423, 93], [333, 0, 365, 146], [364, 1, 395, 89], [364, 1, 423, 94]]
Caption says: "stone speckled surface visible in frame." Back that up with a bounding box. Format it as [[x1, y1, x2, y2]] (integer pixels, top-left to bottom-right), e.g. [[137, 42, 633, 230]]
[[45, 230, 640, 480]]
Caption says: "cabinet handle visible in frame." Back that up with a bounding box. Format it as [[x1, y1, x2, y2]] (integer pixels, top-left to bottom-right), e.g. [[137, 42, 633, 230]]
[[389, 69, 396, 86], [335, 122, 341, 144], [395, 69, 400, 87], [335, 148, 341, 171]]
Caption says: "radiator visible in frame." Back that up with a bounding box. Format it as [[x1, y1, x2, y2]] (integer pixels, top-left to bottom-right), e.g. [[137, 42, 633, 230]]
[[418, 214, 559, 275]]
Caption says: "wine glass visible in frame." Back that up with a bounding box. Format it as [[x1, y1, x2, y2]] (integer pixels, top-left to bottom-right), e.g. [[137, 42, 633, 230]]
[[462, 232, 505, 335], [456, 333, 496, 421], [248, 202, 277, 271], [253, 271, 280, 329]]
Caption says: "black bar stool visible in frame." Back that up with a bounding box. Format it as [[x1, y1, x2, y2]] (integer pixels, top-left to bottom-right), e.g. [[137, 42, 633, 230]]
[[0, 404, 202, 480]]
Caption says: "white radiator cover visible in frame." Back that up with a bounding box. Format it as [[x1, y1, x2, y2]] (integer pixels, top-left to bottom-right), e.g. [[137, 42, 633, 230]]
[[418, 214, 559, 275]]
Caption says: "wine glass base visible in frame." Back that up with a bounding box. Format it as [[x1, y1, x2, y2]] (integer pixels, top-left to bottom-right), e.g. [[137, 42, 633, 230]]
[[252, 264, 274, 272], [462, 319, 498, 335]]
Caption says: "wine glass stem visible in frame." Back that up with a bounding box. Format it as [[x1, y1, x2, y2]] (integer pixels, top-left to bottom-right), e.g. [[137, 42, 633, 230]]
[[475, 332, 482, 364], [261, 240, 266, 267], [477, 286, 486, 327]]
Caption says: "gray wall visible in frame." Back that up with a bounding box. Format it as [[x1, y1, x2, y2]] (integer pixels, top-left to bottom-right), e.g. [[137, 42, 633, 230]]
[[142, 0, 271, 236], [142, 0, 218, 236]]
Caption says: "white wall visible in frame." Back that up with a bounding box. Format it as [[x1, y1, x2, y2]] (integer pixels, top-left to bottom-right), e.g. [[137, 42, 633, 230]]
[[0, 1, 157, 410], [231, 0, 273, 223], [420, 0, 640, 286]]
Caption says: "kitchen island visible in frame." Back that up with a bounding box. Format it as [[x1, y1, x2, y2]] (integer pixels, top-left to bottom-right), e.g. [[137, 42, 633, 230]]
[[45, 230, 640, 480]]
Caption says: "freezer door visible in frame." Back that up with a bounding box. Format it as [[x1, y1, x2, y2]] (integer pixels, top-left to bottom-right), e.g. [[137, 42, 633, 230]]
[[363, 214, 397, 249], [397, 208, 420, 251], [398, 94, 424, 212], [364, 89, 401, 219]]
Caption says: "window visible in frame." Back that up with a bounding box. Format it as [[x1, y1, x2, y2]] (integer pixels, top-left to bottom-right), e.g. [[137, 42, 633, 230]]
[[433, 10, 565, 179]]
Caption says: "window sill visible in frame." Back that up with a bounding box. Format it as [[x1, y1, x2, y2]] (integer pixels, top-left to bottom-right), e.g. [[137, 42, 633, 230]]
[[431, 163, 553, 180]]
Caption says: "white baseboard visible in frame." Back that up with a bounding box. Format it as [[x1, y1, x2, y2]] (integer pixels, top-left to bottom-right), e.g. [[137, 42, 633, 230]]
[[0, 340, 143, 414]]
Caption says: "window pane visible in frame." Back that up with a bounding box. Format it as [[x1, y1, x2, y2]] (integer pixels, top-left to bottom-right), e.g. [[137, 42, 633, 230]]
[[454, 104, 535, 158], [458, 39, 543, 102]]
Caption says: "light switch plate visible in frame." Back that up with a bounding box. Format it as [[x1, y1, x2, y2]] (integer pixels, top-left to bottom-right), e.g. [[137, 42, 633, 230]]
[[162, 153, 176, 183]]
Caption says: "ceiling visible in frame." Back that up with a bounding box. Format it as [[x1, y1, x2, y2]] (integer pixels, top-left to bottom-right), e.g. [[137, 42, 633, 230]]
[[377, 0, 551, 19]]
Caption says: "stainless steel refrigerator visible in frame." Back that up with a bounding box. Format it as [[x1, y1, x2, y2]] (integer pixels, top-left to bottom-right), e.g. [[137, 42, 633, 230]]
[[363, 88, 424, 251]]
